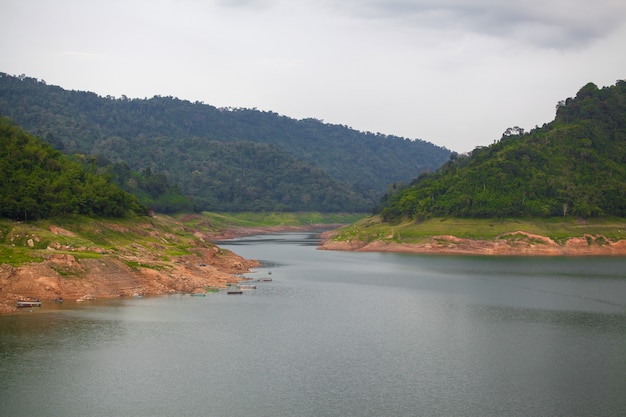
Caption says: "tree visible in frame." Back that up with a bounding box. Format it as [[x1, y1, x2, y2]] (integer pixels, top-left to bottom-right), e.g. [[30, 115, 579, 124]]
[[0, 116, 147, 220]]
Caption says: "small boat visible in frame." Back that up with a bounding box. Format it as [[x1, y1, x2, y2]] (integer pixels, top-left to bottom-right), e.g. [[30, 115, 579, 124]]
[[17, 299, 41, 308], [190, 292, 206, 297], [227, 290, 243, 295]]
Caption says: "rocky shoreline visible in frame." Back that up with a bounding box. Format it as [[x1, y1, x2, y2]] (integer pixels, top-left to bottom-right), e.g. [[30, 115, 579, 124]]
[[0, 222, 264, 314], [0, 222, 341, 314], [0, 248, 259, 315], [318, 230, 626, 256], [5, 224, 625, 314]]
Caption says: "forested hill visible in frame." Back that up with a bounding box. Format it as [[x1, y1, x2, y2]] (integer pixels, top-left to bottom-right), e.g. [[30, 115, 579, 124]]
[[378, 81, 626, 222], [0, 116, 146, 220], [0, 72, 450, 212]]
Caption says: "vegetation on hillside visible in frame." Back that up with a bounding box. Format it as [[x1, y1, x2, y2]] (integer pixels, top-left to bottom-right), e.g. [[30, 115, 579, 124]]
[[94, 139, 376, 212], [0, 215, 206, 266], [103, 162, 194, 214], [0, 117, 147, 220], [178, 211, 367, 230], [378, 81, 626, 222], [0, 72, 450, 212]]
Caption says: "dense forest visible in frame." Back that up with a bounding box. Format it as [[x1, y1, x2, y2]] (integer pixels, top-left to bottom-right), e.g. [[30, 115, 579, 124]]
[[377, 81, 626, 222], [0, 72, 450, 212], [91, 141, 373, 212], [0, 117, 147, 220], [78, 156, 194, 214]]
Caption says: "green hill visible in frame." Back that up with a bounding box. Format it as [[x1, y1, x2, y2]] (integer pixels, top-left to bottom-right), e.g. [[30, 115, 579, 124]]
[[93, 139, 374, 212], [0, 116, 147, 220], [0, 72, 450, 212], [80, 157, 194, 214], [378, 81, 626, 222]]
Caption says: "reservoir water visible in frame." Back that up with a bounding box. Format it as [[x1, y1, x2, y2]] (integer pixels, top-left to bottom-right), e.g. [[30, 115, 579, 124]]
[[1, 232, 625, 417]]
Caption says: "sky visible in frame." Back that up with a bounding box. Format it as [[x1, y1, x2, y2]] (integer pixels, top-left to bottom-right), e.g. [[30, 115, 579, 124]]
[[2, 0, 625, 153]]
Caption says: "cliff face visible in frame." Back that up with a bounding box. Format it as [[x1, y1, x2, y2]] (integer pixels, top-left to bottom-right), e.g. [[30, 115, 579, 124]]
[[319, 231, 626, 256], [0, 219, 259, 313]]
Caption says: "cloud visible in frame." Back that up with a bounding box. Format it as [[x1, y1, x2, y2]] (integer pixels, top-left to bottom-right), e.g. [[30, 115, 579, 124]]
[[327, 0, 626, 48]]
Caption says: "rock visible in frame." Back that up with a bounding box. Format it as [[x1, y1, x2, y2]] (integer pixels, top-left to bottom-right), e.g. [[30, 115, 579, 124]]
[[49, 225, 77, 237]]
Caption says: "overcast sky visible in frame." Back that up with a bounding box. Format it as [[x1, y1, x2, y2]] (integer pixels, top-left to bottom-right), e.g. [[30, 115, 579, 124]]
[[2, 0, 625, 152]]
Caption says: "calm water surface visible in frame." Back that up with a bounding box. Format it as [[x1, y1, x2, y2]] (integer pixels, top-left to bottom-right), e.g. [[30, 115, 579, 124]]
[[1, 232, 625, 417]]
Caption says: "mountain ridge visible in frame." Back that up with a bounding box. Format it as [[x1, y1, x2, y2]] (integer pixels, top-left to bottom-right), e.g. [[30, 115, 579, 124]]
[[0, 72, 450, 212]]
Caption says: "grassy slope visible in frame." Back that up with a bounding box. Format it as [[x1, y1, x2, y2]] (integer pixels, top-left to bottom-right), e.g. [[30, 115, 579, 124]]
[[329, 216, 626, 245], [176, 211, 367, 229], [0, 215, 197, 267]]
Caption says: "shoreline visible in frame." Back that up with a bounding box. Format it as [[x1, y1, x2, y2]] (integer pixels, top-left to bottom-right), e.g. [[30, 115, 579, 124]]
[[5, 225, 625, 314], [318, 230, 626, 256], [0, 252, 260, 315], [0, 224, 336, 315]]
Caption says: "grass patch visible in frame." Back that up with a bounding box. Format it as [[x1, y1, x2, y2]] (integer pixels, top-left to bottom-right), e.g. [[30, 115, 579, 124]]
[[0, 246, 44, 265], [124, 260, 166, 271], [163, 247, 192, 257], [73, 252, 104, 259]]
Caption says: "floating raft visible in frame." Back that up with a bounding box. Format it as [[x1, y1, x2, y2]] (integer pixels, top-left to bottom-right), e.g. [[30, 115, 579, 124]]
[[17, 300, 41, 308], [237, 284, 256, 290]]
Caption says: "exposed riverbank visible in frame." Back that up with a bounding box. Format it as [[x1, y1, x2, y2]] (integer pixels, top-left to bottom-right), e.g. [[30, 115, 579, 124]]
[[4, 214, 625, 313], [0, 216, 263, 314], [319, 230, 626, 256], [0, 213, 346, 314], [318, 216, 626, 257]]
